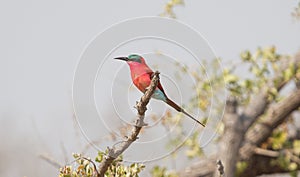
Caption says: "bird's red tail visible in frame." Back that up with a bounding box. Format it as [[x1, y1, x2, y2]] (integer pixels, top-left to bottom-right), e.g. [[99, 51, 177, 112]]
[[166, 98, 205, 127]]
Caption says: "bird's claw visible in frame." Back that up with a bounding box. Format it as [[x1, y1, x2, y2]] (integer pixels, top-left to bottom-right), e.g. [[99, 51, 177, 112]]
[[150, 71, 160, 79]]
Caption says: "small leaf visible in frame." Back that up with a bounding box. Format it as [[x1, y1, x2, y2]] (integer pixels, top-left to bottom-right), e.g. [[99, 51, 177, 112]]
[[288, 162, 297, 171], [224, 74, 239, 84], [240, 50, 252, 61], [293, 140, 300, 155]]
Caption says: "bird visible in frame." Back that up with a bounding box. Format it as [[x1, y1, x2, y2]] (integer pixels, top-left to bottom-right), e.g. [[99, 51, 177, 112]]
[[114, 54, 205, 127]]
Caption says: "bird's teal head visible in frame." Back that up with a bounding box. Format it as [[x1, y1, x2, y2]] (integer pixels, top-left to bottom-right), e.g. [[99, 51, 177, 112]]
[[114, 54, 146, 64]]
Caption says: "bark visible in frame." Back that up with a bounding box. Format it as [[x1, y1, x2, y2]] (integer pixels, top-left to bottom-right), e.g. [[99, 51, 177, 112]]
[[216, 97, 243, 177], [239, 88, 300, 160], [241, 153, 300, 177], [179, 156, 216, 177]]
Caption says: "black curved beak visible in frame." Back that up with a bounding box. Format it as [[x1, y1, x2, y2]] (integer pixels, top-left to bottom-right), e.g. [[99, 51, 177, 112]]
[[114, 57, 129, 61]]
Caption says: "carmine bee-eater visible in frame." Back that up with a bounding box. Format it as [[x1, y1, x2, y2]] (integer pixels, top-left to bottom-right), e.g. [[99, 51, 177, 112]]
[[114, 54, 205, 127]]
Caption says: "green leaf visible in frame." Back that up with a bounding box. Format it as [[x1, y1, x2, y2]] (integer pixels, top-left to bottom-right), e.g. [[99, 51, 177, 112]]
[[240, 50, 252, 61], [293, 140, 300, 155], [271, 131, 287, 150], [224, 74, 239, 84], [283, 63, 296, 81], [288, 162, 297, 171], [95, 151, 104, 163], [236, 161, 248, 176]]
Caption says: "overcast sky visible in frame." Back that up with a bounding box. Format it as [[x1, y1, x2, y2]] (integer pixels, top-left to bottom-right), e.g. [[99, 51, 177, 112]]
[[1, 0, 299, 176]]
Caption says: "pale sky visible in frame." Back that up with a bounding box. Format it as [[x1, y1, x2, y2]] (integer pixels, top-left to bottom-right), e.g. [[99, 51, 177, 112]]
[[0, 0, 299, 176]]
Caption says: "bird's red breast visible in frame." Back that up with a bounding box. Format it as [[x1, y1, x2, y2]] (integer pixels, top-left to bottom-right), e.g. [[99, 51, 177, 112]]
[[128, 61, 166, 95], [133, 73, 151, 93]]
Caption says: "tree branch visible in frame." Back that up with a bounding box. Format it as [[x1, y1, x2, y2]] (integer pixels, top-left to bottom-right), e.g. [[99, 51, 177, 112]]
[[241, 52, 300, 132], [241, 153, 300, 176], [254, 147, 279, 158], [179, 52, 300, 177], [179, 156, 216, 177], [39, 154, 62, 168], [97, 71, 160, 177], [240, 88, 300, 160], [254, 147, 300, 164]]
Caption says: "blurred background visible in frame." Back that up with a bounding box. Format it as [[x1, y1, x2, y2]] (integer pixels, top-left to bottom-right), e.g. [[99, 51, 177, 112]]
[[1, 0, 300, 176]]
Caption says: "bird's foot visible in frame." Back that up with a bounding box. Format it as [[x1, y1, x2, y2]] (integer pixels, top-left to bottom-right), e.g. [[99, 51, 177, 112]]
[[150, 71, 160, 79]]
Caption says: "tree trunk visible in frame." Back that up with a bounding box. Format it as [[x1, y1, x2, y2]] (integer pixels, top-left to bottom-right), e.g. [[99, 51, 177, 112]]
[[216, 97, 244, 177]]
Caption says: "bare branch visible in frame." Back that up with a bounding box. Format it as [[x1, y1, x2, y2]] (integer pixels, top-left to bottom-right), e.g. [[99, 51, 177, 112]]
[[254, 147, 279, 158], [240, 88, 300, 160], [79, 157, 99, 175], [97, 71, 160, 177], [60, 142, 68, 164], [254, 147, 300, 164], [241, 154, 300, 176], [39, 154, 62, 168]]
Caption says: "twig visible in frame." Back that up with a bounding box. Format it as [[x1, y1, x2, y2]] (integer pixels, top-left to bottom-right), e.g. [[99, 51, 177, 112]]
[[254, 147, 279, 158], [287, 150, 300, 165], [79, 157, 99, 175], [39, 154, 62, 168], [97, 71, 160, 177], [60, 141, 68, 164], [254, 147, 300, 164]]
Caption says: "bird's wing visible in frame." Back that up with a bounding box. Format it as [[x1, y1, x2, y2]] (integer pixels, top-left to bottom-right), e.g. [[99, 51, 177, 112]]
[[148, 71, 167, 97]]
